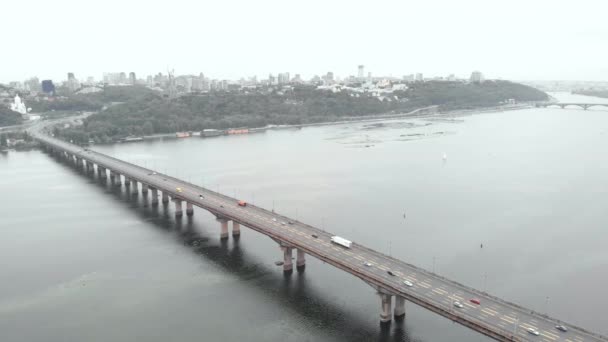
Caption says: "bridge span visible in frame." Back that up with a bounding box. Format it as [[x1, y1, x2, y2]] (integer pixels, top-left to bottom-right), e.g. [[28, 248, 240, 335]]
[[537, 103, 608, 110], [30, 124, 607, 342]]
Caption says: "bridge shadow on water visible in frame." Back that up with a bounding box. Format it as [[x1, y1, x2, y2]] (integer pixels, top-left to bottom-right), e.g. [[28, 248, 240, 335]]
[[48, 151, 416, 342]]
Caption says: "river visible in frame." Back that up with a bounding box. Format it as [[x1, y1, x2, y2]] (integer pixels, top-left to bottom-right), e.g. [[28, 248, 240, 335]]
[[1, 92, 607, 342]]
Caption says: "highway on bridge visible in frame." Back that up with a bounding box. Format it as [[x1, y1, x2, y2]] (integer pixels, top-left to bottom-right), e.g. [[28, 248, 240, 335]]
[[30, 123, 607, 342]]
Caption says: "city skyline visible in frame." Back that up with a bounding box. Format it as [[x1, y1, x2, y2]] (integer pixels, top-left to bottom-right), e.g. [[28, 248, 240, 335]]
[[2, 0, 607, 83]]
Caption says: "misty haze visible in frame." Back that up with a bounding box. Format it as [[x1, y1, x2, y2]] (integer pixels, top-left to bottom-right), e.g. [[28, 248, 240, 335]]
[[1, 1, 607, 342]]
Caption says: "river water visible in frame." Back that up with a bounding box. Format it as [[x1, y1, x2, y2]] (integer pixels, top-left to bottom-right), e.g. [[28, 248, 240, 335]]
[[1, 92, 607, 342]]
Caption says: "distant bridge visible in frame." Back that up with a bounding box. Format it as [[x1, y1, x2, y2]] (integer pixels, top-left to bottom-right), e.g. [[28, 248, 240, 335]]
[[537, 103, 608, 110]]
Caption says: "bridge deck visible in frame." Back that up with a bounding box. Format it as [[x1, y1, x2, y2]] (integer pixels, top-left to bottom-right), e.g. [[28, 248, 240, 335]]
[[32, 126, 607, 342]]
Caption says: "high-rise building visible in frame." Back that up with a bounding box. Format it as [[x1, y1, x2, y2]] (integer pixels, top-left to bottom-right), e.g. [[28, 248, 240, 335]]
[[470, 71, 484, 83], [129, 72, 136, 85], [415, 73, 424, 82], [278, 72, 290, 84], [323, 72, 334, 84], [25, 77, 40, 92], [66, 72, 79, 92], [119, 72, 127, 84], [41, 80, 55, 95], [358, 65, 365, 79]]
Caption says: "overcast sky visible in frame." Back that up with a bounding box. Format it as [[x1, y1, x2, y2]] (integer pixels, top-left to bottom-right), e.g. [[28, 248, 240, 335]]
[[3, 0, 607, 83]]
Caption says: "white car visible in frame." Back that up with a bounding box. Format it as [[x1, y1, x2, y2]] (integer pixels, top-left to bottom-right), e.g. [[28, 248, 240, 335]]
[[527, 328, 540, 336], [363, 262, 372, 267], [453, 301, 464, 308], [403, 280, 413, 287], [272, 218, 277, 222]]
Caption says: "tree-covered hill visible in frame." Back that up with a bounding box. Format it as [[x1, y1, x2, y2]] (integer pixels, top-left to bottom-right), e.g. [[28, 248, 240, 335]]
[[56, 80, 548, 144], [0, 107, 23, 127]]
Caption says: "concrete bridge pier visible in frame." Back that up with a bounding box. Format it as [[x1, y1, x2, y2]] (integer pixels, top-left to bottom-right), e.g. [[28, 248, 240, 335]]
[[174, 199, 183, 218], [282, 246, 293, 274], [98, 167, 106, 178], [394, 296, 405, 320], [296, 249, 306, 271], [218, 218, 229, 240], [124, 177, 131, 187], [186, 202, 194, 216], [86, 161, 93, 173], [232, 221, 241, 237], [151, 188, 159, 205], [110, 171, 119, 185], [130, 180, 138, 194], [379, 293, 393, 323], [161, 191, 169, 204], [141, 183, 149, 195]]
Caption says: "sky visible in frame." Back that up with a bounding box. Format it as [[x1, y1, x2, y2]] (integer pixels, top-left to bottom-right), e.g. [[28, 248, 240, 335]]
[[2, 0, 608, 83]]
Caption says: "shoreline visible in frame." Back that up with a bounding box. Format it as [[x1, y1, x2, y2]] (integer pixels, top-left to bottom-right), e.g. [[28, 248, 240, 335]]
[[101, 103, 533, 146]]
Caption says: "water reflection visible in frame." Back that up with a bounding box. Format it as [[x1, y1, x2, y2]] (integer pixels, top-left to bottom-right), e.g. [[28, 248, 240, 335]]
[[44, 149, 414, 342]]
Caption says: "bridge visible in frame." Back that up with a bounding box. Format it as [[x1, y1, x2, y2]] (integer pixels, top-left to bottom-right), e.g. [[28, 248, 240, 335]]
[[29, 123, 607, 342], [537, 103, 608, 110]]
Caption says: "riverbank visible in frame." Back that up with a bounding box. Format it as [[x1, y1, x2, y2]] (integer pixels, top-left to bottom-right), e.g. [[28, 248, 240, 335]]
[[85, 102, 535, 147]]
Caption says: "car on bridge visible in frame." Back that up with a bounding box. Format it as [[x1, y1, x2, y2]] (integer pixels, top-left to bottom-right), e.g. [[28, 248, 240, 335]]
[[237, 200, 247, 207], [176, 187, 183, 193], [403, 280, 413, 287], [527, 328, 540, 336], [470, 298, 481, 305], [453, 301, 464, 308], [555, 325, 568, 332]]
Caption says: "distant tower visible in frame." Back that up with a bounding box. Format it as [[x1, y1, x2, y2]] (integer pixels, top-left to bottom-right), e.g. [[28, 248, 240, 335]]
[[167, 69, 177, 99], [129, 72, 136, 85], [470, 71, 485, 83], [358, 65, 364, 79], [66, 73, 79, 92]]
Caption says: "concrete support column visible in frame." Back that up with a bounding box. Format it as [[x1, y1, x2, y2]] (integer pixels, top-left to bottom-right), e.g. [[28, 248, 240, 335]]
[[141, 183, 149, 195], [219, 218, 229, 240], [282, 247, 293, 274], [99, 167, 106, 178], [130, 180, 138, 194], [110, 171, 118, 185], [151, 188, 159, 205], [186, 202, 194, 216], [394, 297, 405, 319], [232, 221, 241, 237], [161, 191, 169, 204], [379, 293, 393, 323], [124, 177, 131, 186], [296, 249, 306, 270], [174, 199, 183, 218]]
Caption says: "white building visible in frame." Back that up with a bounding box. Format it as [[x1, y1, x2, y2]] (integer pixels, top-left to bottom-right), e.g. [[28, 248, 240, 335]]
[[470, 71, 485, 83], [10, 95, 27, 114]]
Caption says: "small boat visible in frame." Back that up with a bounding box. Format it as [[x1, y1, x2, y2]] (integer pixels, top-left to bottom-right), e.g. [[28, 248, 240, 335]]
[[274, 261, 284, 266]]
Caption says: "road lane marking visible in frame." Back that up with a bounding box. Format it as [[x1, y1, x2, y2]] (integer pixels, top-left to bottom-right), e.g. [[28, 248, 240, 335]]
[[482, 307, 498, 316], [433, 288, 448, 295], [542, 330, 559, 339], [432, 289, 446, 296], [481, 308, 496, 316], [541, 332, 557, 341], [500, 316, 516, 324], [418, 282, 431, 289]]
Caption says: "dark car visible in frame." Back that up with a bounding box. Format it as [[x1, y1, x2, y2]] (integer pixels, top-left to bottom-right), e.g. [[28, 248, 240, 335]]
[[311, 234, 318, 238], [387, 271, 395, 276]]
